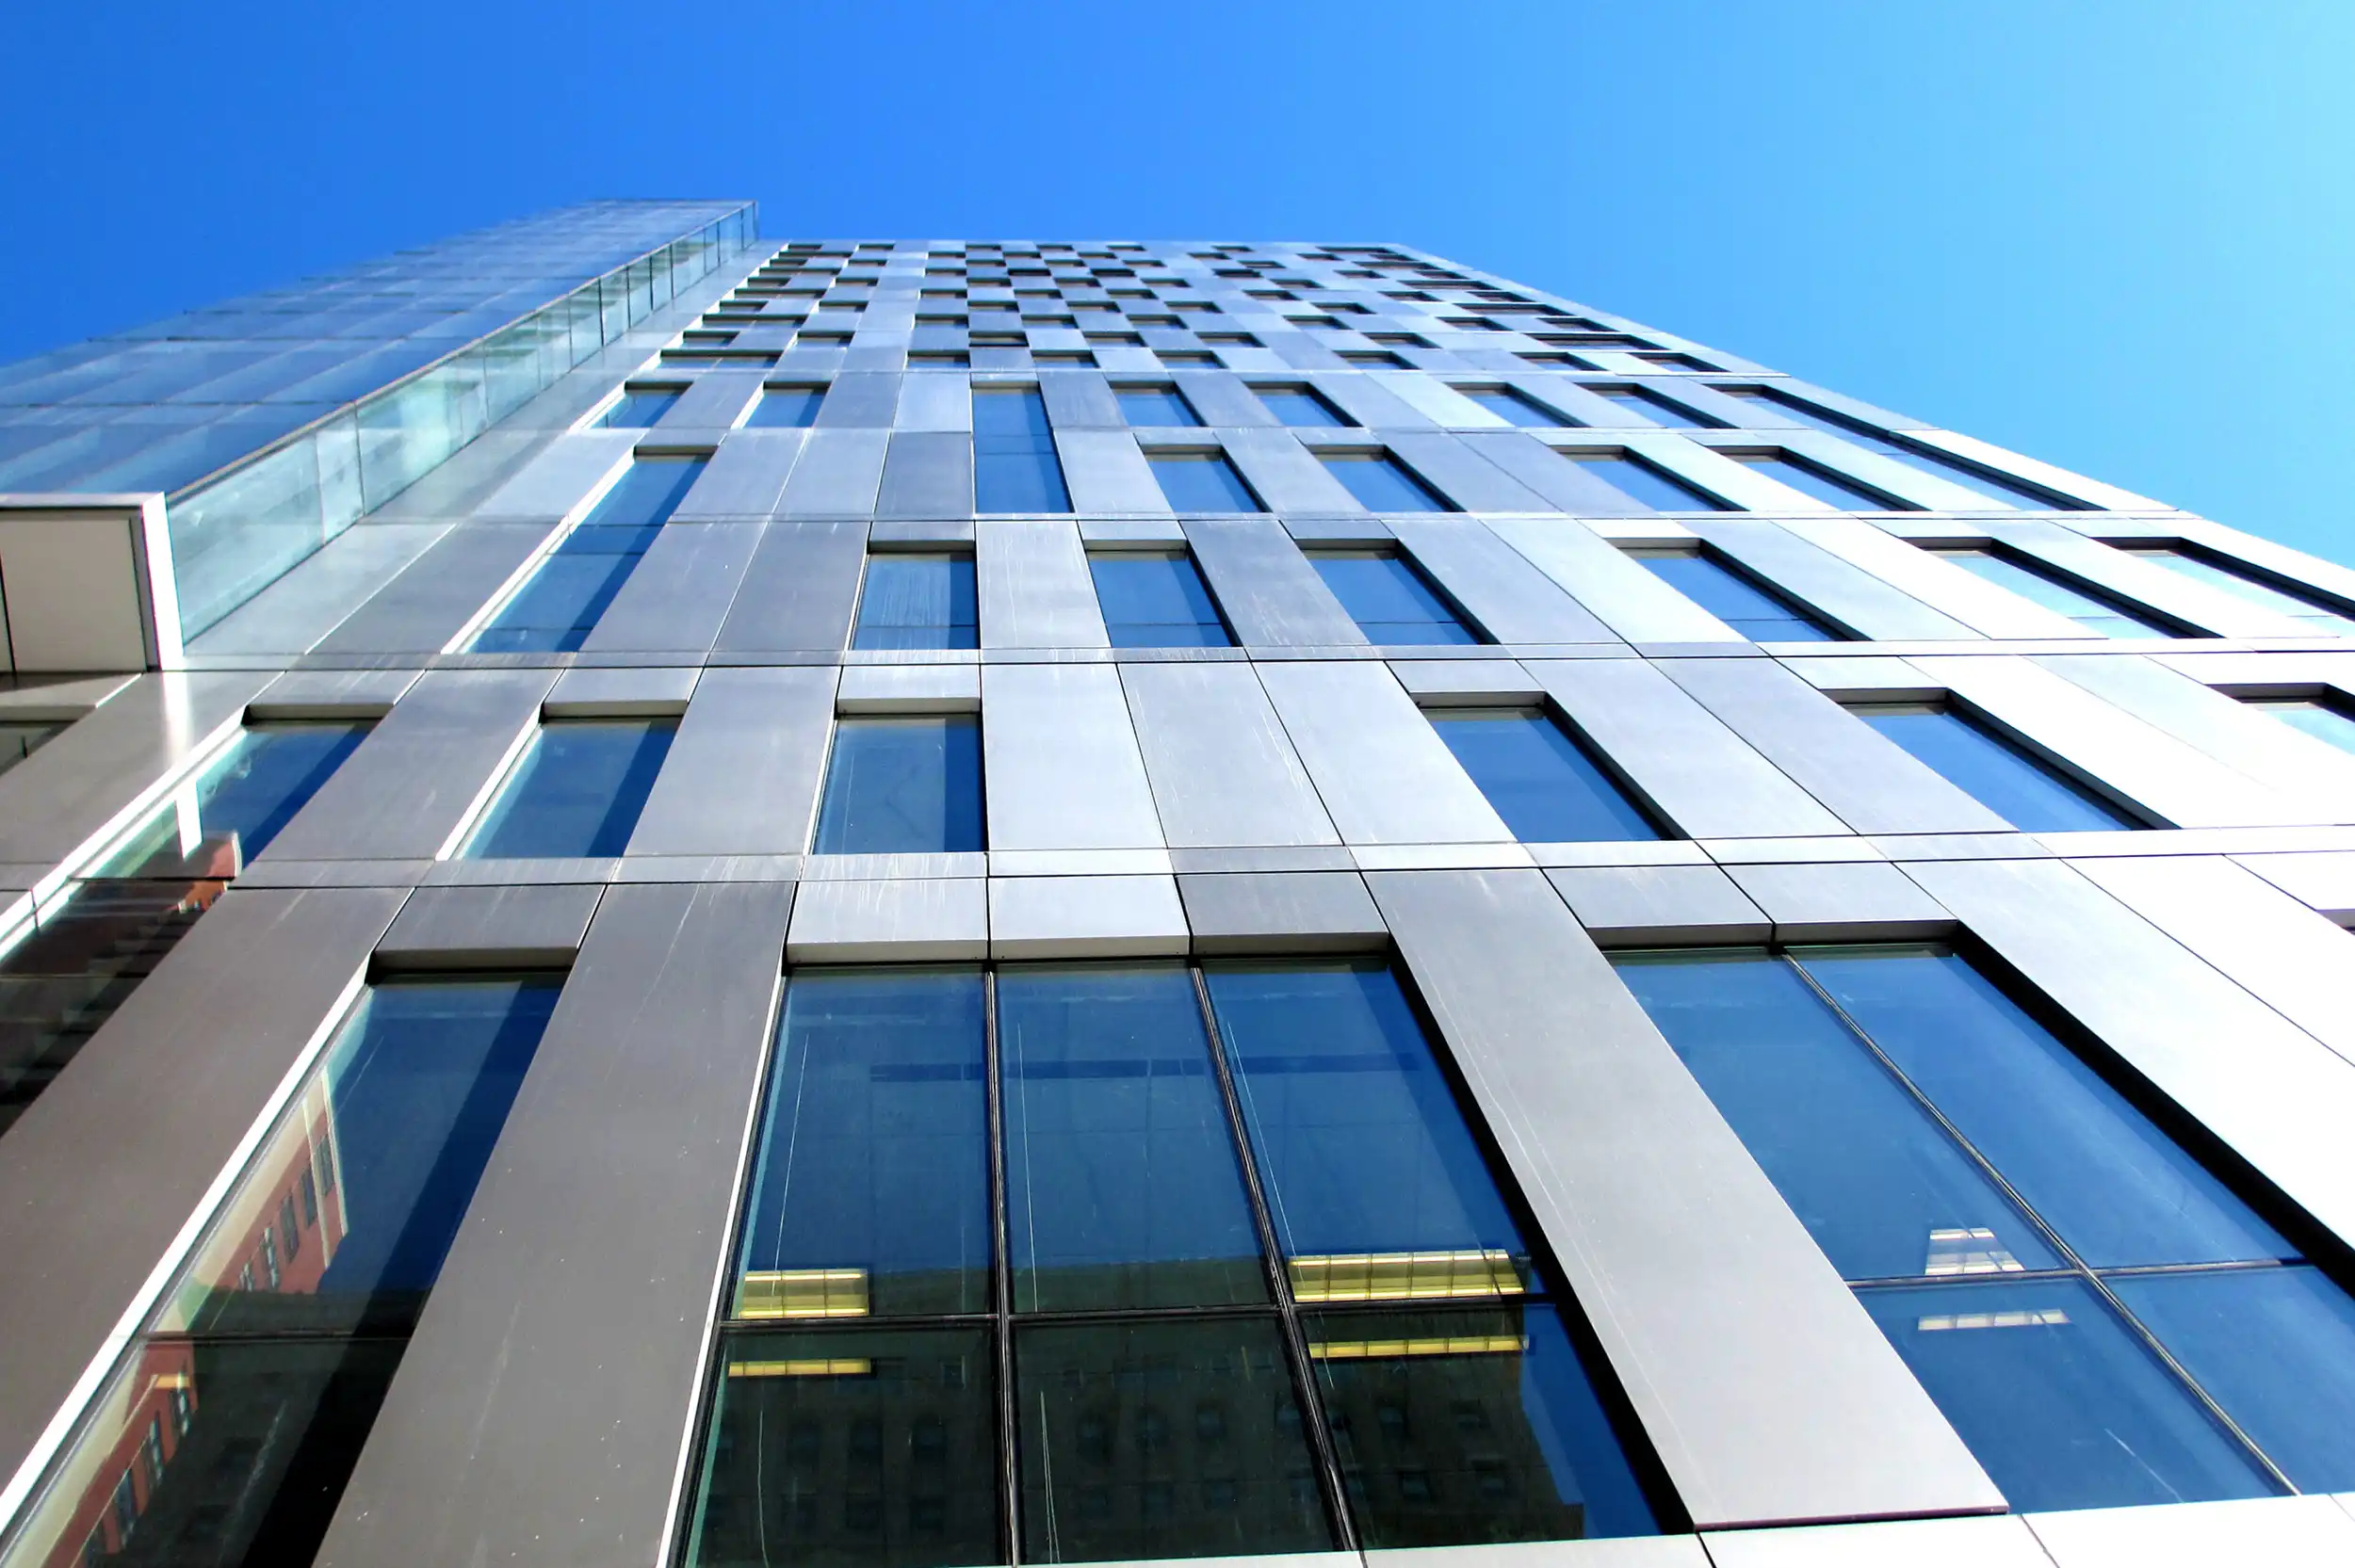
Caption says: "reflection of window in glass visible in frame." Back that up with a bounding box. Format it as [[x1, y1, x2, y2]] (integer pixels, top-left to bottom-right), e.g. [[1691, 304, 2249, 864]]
[[1087, 550, 1233, 648], [96, 722, 372, 880], [1307, 550, 1483, 646], [1616, 945, 2355, 1510], [812, 717, 985, 855], [1627, 549, 1839, 641], [2121, 547, 2355, 634], [2245, 694, 2355, 753], [853, 553, 978, 651], [463, 719, 674, 859], [1933, 548, 2178, 639], [1430, 707, 1663, 843], [592, 382, 684, 428], [1317, 452, 1454, 512], [471, 457, 706, 653], [1853, 702, 2140, 832]]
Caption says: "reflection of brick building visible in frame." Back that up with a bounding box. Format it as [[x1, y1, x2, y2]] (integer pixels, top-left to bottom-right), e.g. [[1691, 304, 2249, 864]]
[[31, 1342, 194, 1568]]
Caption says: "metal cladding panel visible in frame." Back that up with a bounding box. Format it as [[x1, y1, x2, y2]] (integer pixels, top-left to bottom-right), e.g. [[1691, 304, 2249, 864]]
[[0, 887, 406, 1495], [978, 519, 1110, 648], [1381, 430, 1557, 511], [876, 429, 975, 518], [656, 372, 760, 432], [1771, 516, 2092, 639], [1256, 660, 1513, 844], [1992, 520, 2315, 639], [1461, 432, 1681, 514], [1035, 370, 1124, 429], [1527, 658, 1852, 839], [1056, 428, 1169, 513], [1388, 517, 1618, 643], [375, 882, 603, 968], [1900, 856, 2355, 1249], [1119, 661, 1341, 848], [669, 429, 805, 519], [259, 669, 558, 862], [1217, 428, 1366, 512], [578, 522, 761, 654], [1486, 516, 1745, 642], [1176, 869, 1386, 953], [982, 663, 1164, 850], [893, 371, 972, 431], [1685, 521, 1980, 641], [472, 430, 635, 522], [1183, 517, 1369, 647], [627, 666, 838, 857], [314, 881, 793, 1568], [312, 524, 560, 655], [810, 370, 901, 428], [775, 427, 891, 515], [712, 519, 868, 653], [1367, 869, 2003, 1527]]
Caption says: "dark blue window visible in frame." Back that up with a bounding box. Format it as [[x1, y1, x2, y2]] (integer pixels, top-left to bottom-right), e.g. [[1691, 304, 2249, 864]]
[[2249, 696, 2355, 753], [1737, 452, 1913, 510], [1936, 549, 2176, 639], [1857, 703, 2139, 831], [1252, 384, 1350, 427], [463, 719, 674, 858], [1431, 708, 1661, 843], [1114, 385, 1202, 427], [1730, 391, 2085, 509], [1307, 550, 1482, 645], [973, 387, 1070, 511], [1318, 452, 1454, 512], [853, 553, 978, 650], [1148, 451, 1262, 511], [471, 457, 706, 653], [743, 383, 826, 428], [96, 721, 370, 878], [1593, 388, 1718, 428], [1088, 550, 1232, 648], [1457, 386, 1572, 428], [1566, 453, 1725, 511], [1632, 551, 1837, 641], [593, 383, 683, 428], [812, 716, 985, 855]]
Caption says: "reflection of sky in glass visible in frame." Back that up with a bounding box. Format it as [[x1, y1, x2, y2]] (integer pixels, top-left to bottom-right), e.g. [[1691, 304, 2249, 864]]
[[96, 722, 369, 879]]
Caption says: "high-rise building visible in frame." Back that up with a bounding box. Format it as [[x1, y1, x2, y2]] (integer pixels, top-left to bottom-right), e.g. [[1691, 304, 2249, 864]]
[[0, 205, 2351, 1568]]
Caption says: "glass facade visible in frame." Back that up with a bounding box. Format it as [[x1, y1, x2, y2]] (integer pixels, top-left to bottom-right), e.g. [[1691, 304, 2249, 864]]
[[1250, 385, 1350, 427], [463, 720, 675, 858], [1148, 452, 1261, 511], [973, 389, 1070, 512], [2122, 547, 2355, 633], [747, 384, 828, 428], [1317, 453, 1454, 512], [1430, 708, 1661, 843], [1564, 453, 1722, 510], [812, 718, 986, 855], [1307, 551, 1482, 645], [1088, 551, 1232, 648], [1727, 390, 2086, 509]]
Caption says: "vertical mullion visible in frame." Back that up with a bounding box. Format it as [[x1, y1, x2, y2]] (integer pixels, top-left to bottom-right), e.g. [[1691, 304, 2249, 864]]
[[1188, 964, 1360, 1553], [982, 968, 1022, 1562]]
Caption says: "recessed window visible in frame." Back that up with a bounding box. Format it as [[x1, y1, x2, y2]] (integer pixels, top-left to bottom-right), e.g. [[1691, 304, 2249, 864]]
[[463, 719, 675, 858], [2245, 694, 2355, 752], [972, 387, 1071, 512], [1454, 385, 1574, 428], [1147, 451, 1262, 512], [1158, 350, 1220, 367], [1592, 387, 1721, 428], [812, 716, 985, 854], [907, 350, 969, 367], [1307, 550, 1482, 645], [593, 383, 685, 429], [2121, 547, 2355, 635], [472, 457, 706, 653], [94, 722, 372, 879], [1853, 702, 2139, 831], [743, 383, 825, 428], [1430, 707, 1662, 842], [853, 553, 978, 650], [1088, 550, 1233, 648], [1317, 452, 1454, 512], [1630, 549, 1837, 640], [1727, 390, 2084, 509], [1113, 384, 1203, 428], [1634, 351, 1714, 372], [1735, 451, 1916, 510], [1559, 452, 1722, 513], [1934, 549, 2178, 639], [1251, 384, 1350, 428]]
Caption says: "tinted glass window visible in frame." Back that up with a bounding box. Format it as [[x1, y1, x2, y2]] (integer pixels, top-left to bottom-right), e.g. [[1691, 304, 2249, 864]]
[[1148, 452, 1261, 511], [95, 722, 370, 878], [1307, 551, 1481, 646], [1856, 703, 2137, 832], [1736, 453, 1908, 510], [1115, 386, 1202, 427], [1430, 708, 1659, 843], [853, 555, 979, 651], [472, 457, 706, 652], [747, 384, 827, 428], [2124, 548, 2355, 634], [2248, 696, 2355, 753], [813, 717, 986, 855], [1318, 453, 1453, 512], [1088, 551, 1232, 648], [973, 388, 1070, 511], [1565, 454, 1722, 511], [593, 384, 683, 428], [1457, 387, 1569, 428], [1631, 552, 1836, 640], [463, 719, 674, 858], [1933, 550, 2173, 639], [1592, 388, 1715, 428], [1252, 386, 1349, 428], [1728, 392, 2081, 509]]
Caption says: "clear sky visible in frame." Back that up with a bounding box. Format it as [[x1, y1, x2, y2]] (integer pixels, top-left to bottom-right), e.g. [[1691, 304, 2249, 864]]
[[5, 2, 2347, 560]]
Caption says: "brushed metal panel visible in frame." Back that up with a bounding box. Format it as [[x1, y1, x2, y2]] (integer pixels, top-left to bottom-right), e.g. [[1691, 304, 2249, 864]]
[[627, 666, 838, 857], [1120, 661, 1340, 849], [776, 428, 891, 515], [578, 521, 761, 655], [894, 370, 972, 431], [1388, 518, 1616, 643], [1057, 428, 1170, 513], [1176, 870, 1386, 953], [876, 430, 974, 518], [375, 883, 603, 968], [313, 524, 560, 655], [1704, 1515, 2053, 1568], [1183, 518, 1368, 648], [2026, 1495, 2355, 1568], [988, 872, 1189, 958], [1684, 521, 1978, 641], [1546, 864, 1769, 945], [1382, 431, 1556, 511], [1217, 428, 1363, 512], [668, 429, 804, 519], [1773, 515, 2091, 639], [472, 430, 634, 521], [786, 876, 986, 962], [1256, 661, 1511, 844], [712, 520, 868, 654], [982, 662, 1161, 849], [978, 519, 1109, 649], [1486, 517, 1741, 642]]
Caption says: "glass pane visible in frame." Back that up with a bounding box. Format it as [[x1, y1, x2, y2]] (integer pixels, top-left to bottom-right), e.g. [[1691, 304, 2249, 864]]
[[1935, 551, 2171, 639], [1737, 455, 1903, 510], [593, 385, 683, 428], [738, 970, 992, 1319], [2124, 549, 2355, 634], [464, 720, 674, 859], [1305, 1304, 1657, 1544], [748, 386, 828, 428], [1015, 1317, 1337, 1562], [159, 975, 561, 1334], [973, 389, 1070, 512], [472, 457, 705, 652], [1254, 387, 1348, 428], [687, 1327, 1000, 1568], [1858, 1278, 2279, 1511], [1088, 553, 1231, 649], [0, 719, 62, 779], [1567, 455, 1720, 511], [1458, 389, 1567, 428], [1116, 388, 1201, 428], [853, 556, 979, 651], [1613, 950, 2057, 1281], [1729, 396, 2083, 509], [94, 723, 368, 879], [1430, 709, 1658, 844], [2249, 697, 2355, 753], [812, 718, 985, 856], [999, 964, 1264, 1311], [1632, 553, 1834, 641], [1796, 948, 2291, 1268], [1148, 454, 1260, 512], [1855, 705, 2136, 832], [1318, 454, 1452, 512], [1206, 961, 1535, 1300], [1593, 389, 1712, 429], [1307, 553, 1479, 646], [2110, 1266, 2355, 1493]]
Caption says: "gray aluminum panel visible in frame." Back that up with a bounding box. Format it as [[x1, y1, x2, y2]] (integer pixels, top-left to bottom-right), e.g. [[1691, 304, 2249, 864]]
[[979, 520, 1110, 649], [1167, 370, 1278, 427], [989, 872, 1189, 958], [713, 520, 868, 654], [251, 669, 421, 719], [1036, 370, 1124, 429], [894, 370, 972, 431], [472, 430, 635, 521], [1056, 428, 1169, 513], [1366, 869, 2000, 1526], [579, 522, 760, 654], [982, 663, 1163, 849], [877, 429, 975, 518], [668, 429, 805, 519], [544, 667, 698, 717], [190, 521, 456, 658], [1724, 861, 1954, 942], [1119, 662, 1341, 848], [260, 669, 557, 862], [1381, 431, 1557, 511], [657, 373, 760, 432], [1307, 371, 1441, 429], [1526, 659, 1851, 838], [810, 370, 901, 428], [1183, 518, 1368, 647], [1176, 870, 1386, 953], [313, 524, 559, 655], [1256, 661, 1511, 844], [1772, 516, 2092, 639], [776, 428, 891, 515], [1217, 428, 1365, 512], [627, 666, 839, 856], [1684, 521, 1979, 641], [1485, 517, 1743, 642], [1458, 432, 1678, 514], [2233, 849, 2355, 919], [1704, 1514, 2055, 1568], [1992, 521, 2314, 639], [1546, 864, 1770, 944], [374, 882, 603, 968], [1387, 518, 1616, 643], [314, 881, 792, 1568], [786, 877, 986, 962], [0, 887, 404, 1495], [1367, 371, 1514, 428]]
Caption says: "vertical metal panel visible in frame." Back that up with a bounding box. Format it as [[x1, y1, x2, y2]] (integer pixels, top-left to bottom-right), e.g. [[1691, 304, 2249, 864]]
[[1990, 521, 2314, 639], [775, 428, 891, 515], [894, 370, 972, 431], [313, 881, 793, 1568], [982, 663, 1163, 849], [1366, 371, 1514, 428], [1183, 518, 1368, 647], [1167, 370, 1278, 427], [1381, 431, 1556, 511], [978, 519, 1109, 649], [711, 520, 868, 654], [313, 525, 560, 655], [1770, 516, 2091, 639], [1527, 658, 1852, 838], [809, 370, 901, 427], [1217, 428, 1364, 511], [876, 430, 975, 518], [669, 429, 806, 519], [1256, 661, 1511, 843], [656, 372, 761, 433], [1035, 370, 1124, 429], [626, 666, 838, 857], [1684, 521, 1980, 641], [1303, 372, 1440, 428], [1055, 429, 1170, 513], [1485, 516, 1744, 642], [1388, 518, 1617, 643], [1367, 868, 2002, 1527], [578, 522, 762, 655], [1119, 662, 1341, 848], [0, 888, 406, 1505], [260, 669, 558, 861], [1455, 431, 1679, 513], [472, 430, 635, 521]]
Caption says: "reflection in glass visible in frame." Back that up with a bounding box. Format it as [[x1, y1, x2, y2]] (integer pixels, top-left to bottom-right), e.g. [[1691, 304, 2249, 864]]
[[94, 723, 370, 879], [1306, 1305, 1657, 1544], [593, 383, 684, 428], [1933, 549, 2173, 639], [1592, 388, 1714, 429], [973, 389, 1070, 512], [2123, 548, 2355, 633], [687, 1328, 1000, 1568], [1148, 453, 1261, 512], [999, 964, 1264, 1311], [1087, 552, 1232, 648], [1317, 454, 1453, 513], [1251, 386, 1349, 428], [1855, 703, 2137, 832], [463, 719, 674, 859], [737, 970, 992, 1318], [748, 385, 828, 428], [812, 718, 985, 856], [1631, 552, 1836, 641], [853, 556, 979, 651], [1734, 453, 1908, 510], [1015, 1317, 1336, 1562], [1431, 708, 1659, 844], [1307, 552, 1481, 646], [1565, 454, 1721, 511], [1457, 388, 1569, 428], [2248, 695, 2355, 754], [1115, 387, 1202, 428], [1858, 1279, 2279, 1511], [1206, 962, 1534, 1299], [471, 457, 706, 652]]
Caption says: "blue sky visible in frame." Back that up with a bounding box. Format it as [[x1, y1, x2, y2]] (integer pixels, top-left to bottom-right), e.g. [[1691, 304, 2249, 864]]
[[5, 2, 2348, 560]]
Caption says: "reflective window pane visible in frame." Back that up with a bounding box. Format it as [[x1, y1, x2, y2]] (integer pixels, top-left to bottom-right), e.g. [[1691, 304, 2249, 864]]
[[1015, 1317, 1337, 1562], [94, 722, 370, 879], [1630, 552, 1834, 641], [999, 964, 1265, 1311], [1592, 389, 1714, 429], [1317, 453, 1453, 512], [748, 384, 828, 428], [1855, 703, 2137, 832], [1456, 388, 1568, 428], [1206, 961, 1535, 1300], [1858, 1279, 2279, 1511], [1252, 386, 1349, 428], [2123, 548, 2355, 634], [812, 717, 985, 856], [463, 719, 674, 859], [1148, 453, 1261, 512], [1306, 1304, 1658, 1544], [1307, 551, 1480, 646], [853, 555, 978, 651], [738, 970, 992, 1319], [1566, 455, 1722, 511], [472, 457, 706, 652], [1726, 393, 2085, 508], [2248, 696, 2355, 753], [593, 383, 683, 428], [1933, 549, 2173, 639], [1735, 453, 1908, 510], [1431, 708, 1659, 844], [1116, 387, 1201, 428], [973, 389, 1070, 512], [688, 1328, 1000, 1568], [1088, 552, 1232, 648]]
